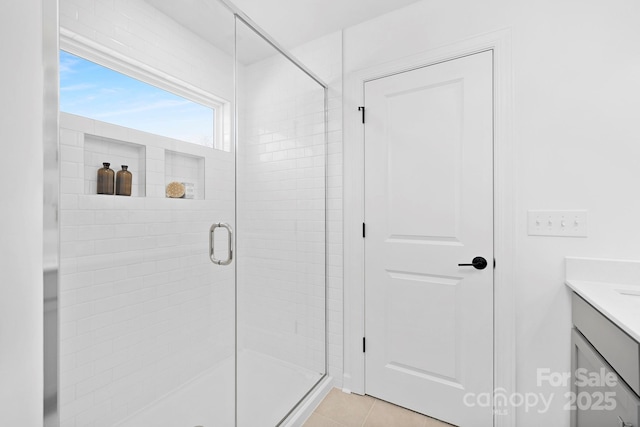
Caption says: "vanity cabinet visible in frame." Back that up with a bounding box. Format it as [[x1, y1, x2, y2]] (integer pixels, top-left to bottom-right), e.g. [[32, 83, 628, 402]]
[[571, 294, 640, 427]]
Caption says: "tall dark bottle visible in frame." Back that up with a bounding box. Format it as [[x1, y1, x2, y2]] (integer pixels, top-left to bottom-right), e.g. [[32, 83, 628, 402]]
[[115, 165, 132, 196], [97, 162, 115, 195]]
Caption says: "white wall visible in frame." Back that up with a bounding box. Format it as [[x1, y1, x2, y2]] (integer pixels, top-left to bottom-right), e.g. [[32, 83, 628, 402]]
[[342, 0, 640, 425], [0, 1, 44, 426]]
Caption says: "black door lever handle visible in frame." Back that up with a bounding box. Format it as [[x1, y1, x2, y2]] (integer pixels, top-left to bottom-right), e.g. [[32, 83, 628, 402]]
[[458, 256, 488, 270]]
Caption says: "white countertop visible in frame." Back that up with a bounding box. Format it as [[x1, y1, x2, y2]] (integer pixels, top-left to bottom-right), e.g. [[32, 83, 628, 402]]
[[566, 257, 640, 343]]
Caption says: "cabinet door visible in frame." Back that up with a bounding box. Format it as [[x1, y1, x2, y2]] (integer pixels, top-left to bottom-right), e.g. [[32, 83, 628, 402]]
[[571, 329, 640, 427], [573, 293, 640, 395]]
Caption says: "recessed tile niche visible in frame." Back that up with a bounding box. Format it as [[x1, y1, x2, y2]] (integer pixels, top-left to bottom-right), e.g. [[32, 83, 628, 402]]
[[84, 135, 146, 197], [164, 150, 205, 200]]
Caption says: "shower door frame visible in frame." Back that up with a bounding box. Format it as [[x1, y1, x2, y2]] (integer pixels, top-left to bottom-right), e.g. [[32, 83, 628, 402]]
[[42, 1, 330, 426]]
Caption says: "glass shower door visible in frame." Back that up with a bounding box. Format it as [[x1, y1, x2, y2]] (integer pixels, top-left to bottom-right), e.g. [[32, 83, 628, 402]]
[[53, 1, 328, 425], [56, 1, 237, 426], [235, 16, 328, 426]]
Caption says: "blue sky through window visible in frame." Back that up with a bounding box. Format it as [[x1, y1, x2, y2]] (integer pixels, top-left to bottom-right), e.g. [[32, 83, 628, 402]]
[[60, 51, 214, 148]]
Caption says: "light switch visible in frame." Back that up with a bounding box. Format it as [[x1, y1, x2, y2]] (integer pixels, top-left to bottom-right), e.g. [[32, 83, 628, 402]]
[[527, 210, 588, 237]]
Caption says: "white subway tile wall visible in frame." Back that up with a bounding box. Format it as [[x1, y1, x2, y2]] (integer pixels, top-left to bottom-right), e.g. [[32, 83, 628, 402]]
[[59, 113, 236, 427]]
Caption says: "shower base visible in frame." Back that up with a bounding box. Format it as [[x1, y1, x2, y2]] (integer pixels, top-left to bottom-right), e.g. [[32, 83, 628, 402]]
[[114, 350, 323, 427]]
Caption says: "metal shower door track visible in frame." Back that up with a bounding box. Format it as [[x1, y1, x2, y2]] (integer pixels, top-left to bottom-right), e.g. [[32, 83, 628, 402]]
[[215, 0, 328, 89]]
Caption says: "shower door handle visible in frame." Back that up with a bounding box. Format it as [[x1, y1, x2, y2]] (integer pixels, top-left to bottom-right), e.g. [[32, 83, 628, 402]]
[[209, 223, 233, 265]]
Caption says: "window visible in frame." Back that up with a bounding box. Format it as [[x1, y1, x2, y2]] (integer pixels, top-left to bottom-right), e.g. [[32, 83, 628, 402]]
[[60, 51, 217, 149]]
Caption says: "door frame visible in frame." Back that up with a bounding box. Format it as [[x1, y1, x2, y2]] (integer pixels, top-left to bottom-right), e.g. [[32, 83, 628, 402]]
[[343, 29, 515, 427]]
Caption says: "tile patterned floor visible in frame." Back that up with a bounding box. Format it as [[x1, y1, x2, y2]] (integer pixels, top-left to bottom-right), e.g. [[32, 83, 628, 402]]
[[303, 388, 455, 427]]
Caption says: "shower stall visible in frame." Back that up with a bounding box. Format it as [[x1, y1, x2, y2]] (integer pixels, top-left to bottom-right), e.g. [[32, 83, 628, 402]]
[[44, 0, 328, 426]]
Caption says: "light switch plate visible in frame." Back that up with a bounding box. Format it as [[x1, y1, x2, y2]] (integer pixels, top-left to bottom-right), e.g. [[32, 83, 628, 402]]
[[527, 210, 588, 237]]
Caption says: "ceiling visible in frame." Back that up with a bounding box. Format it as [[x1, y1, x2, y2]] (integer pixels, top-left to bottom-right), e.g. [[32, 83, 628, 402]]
[[147, 0, 422, 64], [229, 0, 424, 49]]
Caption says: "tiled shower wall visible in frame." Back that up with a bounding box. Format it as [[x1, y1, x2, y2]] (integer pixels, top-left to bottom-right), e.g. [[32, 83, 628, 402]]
[[238, 32, 344, 382]]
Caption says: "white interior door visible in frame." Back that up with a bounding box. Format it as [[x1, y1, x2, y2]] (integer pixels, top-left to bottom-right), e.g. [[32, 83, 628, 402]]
[[364, 50, 494, 426]]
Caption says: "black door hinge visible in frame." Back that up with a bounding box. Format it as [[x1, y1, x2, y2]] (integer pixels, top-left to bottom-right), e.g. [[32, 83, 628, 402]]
[[362, 222, 366, 238], [358, 106, 365, 123], [494, 258, 496, 269], [363, 337, 366, 353]]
